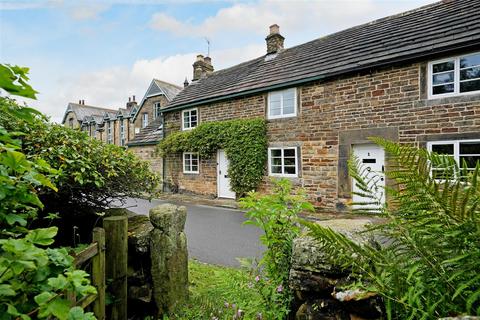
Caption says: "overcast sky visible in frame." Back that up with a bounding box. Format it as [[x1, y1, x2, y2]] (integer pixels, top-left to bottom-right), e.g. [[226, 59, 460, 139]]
[[0, 0, 435, 122]]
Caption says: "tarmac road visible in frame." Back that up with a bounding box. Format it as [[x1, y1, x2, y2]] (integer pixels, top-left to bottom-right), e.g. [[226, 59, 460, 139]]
[[121, 197, 265, 267]]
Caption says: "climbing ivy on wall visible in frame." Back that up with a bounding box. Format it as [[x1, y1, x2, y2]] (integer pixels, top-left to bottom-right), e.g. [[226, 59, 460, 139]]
[[157, 118, 267, 196]]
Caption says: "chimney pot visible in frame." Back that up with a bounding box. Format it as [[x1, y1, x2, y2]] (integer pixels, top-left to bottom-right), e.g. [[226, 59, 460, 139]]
[[204, 56, 212, 65], [128, 97, 131, 102], [196, 54, 204, 62], [79, 99, 81, 104], [133, 95, 135, 101], [82, 100, 85, 105], [269, 24, 280, 35], [184, 77, 189, 88]]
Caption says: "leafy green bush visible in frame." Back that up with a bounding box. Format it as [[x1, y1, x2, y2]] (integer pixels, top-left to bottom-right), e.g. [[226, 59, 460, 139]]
[[304, 137, 480, 319], [0, 64, 96, 319], [240, 179, 314, 318], [157, 118, 267, 195], [0, 97, 159, 218]]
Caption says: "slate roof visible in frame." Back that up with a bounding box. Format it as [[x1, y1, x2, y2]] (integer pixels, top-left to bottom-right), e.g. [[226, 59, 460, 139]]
[[153, 79, 183, 101], [165, 0, 480, 111], [62, 103, 117, 124], [128, 117, 164, 146]]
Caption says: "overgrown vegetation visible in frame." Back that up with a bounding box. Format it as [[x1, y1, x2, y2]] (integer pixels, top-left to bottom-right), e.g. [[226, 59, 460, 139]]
[[169, 259, 285, 320], [240, 179, 314, 318], [0, 97, 159, 221], [0, 64, 96, 319], [304, 137, 480, 319], [157, 118, 267, 195]]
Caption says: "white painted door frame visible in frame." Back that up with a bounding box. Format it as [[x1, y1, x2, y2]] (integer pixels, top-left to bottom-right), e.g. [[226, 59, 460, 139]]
[[352, 144, 386, 209], [217, 150, 236, 199]]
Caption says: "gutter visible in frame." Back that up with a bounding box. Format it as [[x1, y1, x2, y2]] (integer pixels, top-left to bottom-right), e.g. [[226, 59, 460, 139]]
[[161, 42, 480, 113], [127, 141, 160, 147]]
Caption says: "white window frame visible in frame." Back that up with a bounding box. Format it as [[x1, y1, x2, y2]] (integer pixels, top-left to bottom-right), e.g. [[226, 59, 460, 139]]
[[427, 139, 480, 175], [183, 152, 199, 174], [107, 121, 113, 144], [142, 113, 148, 128], [428, 51, 480, 99], [120, 119, 125, 146], [182, 108, 198, 131], [267, 88, 297, 120], [154, 102, 162, 120], [268, 147, 299, 178]]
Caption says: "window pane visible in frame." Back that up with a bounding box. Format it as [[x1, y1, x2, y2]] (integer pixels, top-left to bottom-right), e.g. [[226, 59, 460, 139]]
[[284, 158, 296, 166], [283, 89, 295, 101], [284, 166, 296, 175], [432, 169, 452, 180], [283, 149, 296, 157], [432, 72, 454, 85], [283, 99, 295, 115], [271, 165, 282, 174], [460, 156, 480, 169], [433, 83, 454, 95], [272, 158, 282, 166], [433, 61, 454, 73], [191, 165, 198, 172], [460, 79, 480, 93], [460, 142, 480, 154], [432, 144, 454, 155], [460, 67, 480, 81], [271, 149, 281, 157], [460, 54, 480, 68]]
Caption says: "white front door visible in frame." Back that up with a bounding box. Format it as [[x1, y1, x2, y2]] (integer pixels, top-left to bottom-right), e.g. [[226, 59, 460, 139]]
[[217, 150, 235, 199], [352, 144, 385, 209]]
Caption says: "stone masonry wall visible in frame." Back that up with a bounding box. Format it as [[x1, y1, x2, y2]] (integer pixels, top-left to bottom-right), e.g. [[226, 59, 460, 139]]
[[129, 144, 163, 176], [164, 58, 480, 212], [134, 95, 169, 133]]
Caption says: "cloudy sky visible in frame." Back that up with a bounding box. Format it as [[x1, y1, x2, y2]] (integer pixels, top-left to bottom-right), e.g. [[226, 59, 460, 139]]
[[1, 0, 435, 122]]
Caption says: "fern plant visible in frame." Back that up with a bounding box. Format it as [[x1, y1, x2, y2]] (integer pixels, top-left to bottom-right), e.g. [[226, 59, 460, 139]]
[[303, 137, 480, 319]]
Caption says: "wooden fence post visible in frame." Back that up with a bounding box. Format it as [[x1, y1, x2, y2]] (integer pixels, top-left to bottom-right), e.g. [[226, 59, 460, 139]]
[[92, 227, 106, 320], [104, 216, 128, 320]]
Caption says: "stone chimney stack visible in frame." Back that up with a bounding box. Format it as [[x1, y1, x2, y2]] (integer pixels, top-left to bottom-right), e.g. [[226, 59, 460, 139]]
[[265, 24, 284, 54], [192, 54, 214, 81], [126, 95, 137, 109]]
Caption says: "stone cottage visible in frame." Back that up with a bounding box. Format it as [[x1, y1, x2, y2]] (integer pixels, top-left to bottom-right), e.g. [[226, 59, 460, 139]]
[[159, 0, 480, 213]]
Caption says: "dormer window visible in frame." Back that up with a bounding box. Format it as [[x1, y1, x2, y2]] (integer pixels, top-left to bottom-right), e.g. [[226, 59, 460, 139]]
[[428, 52, 480, 99], [267, 88, 297, 119], [182, 108, 198, 131]]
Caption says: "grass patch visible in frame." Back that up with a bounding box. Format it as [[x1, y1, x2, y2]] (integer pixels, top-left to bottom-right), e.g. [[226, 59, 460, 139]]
[[170, 259, 265, 319]]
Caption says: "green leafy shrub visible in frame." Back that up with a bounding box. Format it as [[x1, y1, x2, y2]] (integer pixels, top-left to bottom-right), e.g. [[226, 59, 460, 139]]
[[304, 137, 480, 319], [157, 118, 267, 195], [240, 179, 314, 318], [0, 98, 159, 218], [0, 64, 96, 319]]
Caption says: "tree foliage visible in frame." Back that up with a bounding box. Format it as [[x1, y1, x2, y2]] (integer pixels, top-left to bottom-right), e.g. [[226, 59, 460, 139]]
[[0, 64, 95, 319], [303, 137, 480, 319], [157, 118, 267, 195], [0, 97, 159, 217]]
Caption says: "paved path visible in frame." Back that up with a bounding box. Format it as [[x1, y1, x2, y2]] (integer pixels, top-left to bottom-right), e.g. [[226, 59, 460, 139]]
[[121, 198, 264, 267]]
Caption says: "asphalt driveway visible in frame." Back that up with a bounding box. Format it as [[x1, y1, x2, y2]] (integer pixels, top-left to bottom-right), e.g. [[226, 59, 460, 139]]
[[121, 198, 265, 267]]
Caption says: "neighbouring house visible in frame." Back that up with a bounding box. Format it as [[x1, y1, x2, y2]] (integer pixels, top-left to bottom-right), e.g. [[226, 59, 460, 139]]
[[62, 98, 138, 146], [127, 79, 182, 174], [159, 0, 480, 213], [61, 79, 181, 154]]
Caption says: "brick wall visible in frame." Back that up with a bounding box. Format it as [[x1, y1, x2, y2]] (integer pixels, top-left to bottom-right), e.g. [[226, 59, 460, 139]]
[[164, 59, 480, 213]]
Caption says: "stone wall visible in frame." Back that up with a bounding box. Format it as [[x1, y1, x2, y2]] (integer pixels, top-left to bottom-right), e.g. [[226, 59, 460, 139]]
[[134, 95, 169, 133], [163, 58, 480, 212], [128, 144, 163, 176], [289, 219, 383, 320]]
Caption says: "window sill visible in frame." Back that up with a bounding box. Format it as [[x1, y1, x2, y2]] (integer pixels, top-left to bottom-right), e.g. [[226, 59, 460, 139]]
[[267, 114, 297, 120], [417, 92, 480, 107]]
